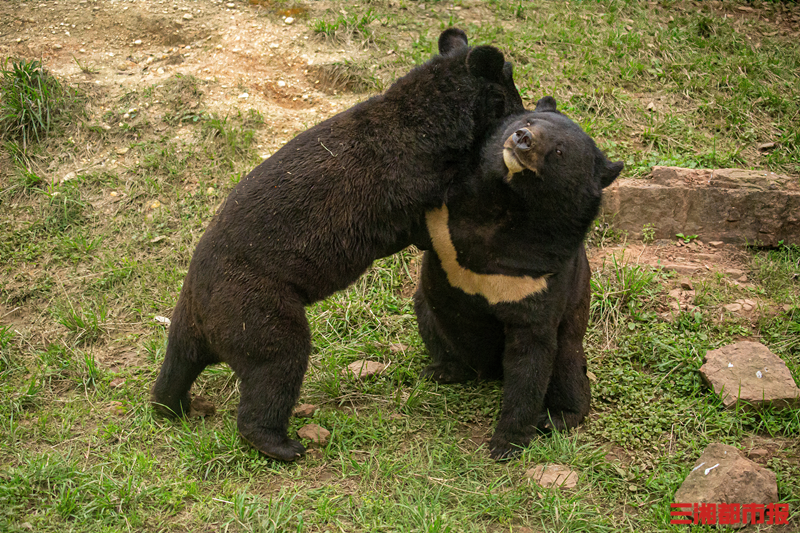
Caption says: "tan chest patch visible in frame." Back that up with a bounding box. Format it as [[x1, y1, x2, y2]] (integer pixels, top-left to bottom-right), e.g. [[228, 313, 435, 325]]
[[425, 205, 549, 305]]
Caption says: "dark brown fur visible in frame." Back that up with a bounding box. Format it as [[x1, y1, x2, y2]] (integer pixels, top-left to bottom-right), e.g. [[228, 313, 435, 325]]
[[151, 29, 524, 461], [414, 97, 623, 460]]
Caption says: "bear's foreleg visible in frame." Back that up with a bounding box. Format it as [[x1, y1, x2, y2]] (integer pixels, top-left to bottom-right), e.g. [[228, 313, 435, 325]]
[[538, 262, 591, 431], [489, 324, 557, 460]]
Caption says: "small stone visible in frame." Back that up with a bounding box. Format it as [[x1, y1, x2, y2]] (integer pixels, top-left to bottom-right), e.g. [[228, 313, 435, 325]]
[[206, 187, 215, 195], [757, 142, 776, 152], [748, 448, 769, 461], [708, 241, 724, 248], [388, 343, 408, 353], [297, 424, 330, 445], [157, 67, 165, 74], [284, 16, 294, 24], [277, 80, 286, 87], [344, 360, 386, 379], [662, 263, 703, 276], [725, 268, 744, 278], [183, 13, 193, 19], [53, 43, 62, 50], [680, 279, 694, 291], [294, 403, 318, 417], [189, 397, 216, 418], [107, 401, 126, 416], [62, 171, 76, 183], [525, 464, 579, 489], [238, 92, 249, 99], [737, 274, 748, 282], [115, 147, 129, 155], [646, 102, 655, 111], [109, 378, 125, 389], [134, 39, 142, 45], [149, 200, 161, 210], [723, 303, 742, 313], [226, 2, 235, 7]]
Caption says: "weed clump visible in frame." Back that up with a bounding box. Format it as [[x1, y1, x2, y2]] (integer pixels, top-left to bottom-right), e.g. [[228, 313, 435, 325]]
[[0, 59, 82, 151]]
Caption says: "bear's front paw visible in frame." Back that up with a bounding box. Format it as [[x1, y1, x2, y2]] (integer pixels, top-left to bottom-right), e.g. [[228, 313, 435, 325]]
[[421, 363, 477, 384]]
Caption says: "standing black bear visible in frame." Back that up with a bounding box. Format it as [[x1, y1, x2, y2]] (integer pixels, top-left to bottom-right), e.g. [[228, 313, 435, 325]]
[[151, 29, 524, 461], [414, 96, 623, 460]]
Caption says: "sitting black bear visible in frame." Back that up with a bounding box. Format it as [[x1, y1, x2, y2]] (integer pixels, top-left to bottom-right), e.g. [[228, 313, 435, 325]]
[[414, 96, 623, 460], [150, 28, 524, 462]]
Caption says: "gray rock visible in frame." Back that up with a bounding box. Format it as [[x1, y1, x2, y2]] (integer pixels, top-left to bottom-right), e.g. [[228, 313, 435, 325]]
[[674, 443, 778, 526], [700, 341, 800, 410], [602, 166, 800, 246]]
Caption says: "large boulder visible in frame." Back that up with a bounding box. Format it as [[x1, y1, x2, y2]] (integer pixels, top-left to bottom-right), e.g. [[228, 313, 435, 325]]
[[674, 443, 778, 528], [602, 166, 800, 246], [700, 341, 800, 410]]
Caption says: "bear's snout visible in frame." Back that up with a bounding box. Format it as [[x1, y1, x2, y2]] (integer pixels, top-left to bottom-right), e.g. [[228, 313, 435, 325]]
[[511, 129, 533, 150]]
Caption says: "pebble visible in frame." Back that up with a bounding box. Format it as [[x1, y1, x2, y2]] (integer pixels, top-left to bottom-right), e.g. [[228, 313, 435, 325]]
[[157, 67, 165, 74], [294, 404, 318, 418], [53, 43, 62, 49], [183, 13, 193, 20], [134, 39, 142, 45], [226, 2, 235, 7], [285, 17, 294, 24], [238, 92, 249, 99], [297, 424, 330, 445], [277, 80, 286, 87]]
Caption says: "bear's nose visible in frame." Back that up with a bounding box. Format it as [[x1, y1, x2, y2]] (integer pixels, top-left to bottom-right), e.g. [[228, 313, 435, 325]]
[[512, 129, 533, 150]]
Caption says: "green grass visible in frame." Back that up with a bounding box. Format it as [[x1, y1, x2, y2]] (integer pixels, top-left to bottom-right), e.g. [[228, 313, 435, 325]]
[[0, 59, 82, 151], [1, 0, 799, 531]]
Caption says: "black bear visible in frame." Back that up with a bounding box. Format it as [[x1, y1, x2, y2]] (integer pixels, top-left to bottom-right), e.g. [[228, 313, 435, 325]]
[[414, 96, 623, 460], [151, 28, 524, 462]]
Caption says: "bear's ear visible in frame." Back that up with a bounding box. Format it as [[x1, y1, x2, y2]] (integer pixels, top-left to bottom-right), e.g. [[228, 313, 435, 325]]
[[598, 157, 624, 188], [533, 96, 558, 113], [438, 28, 468, 55], [466, 46, 506, 81]]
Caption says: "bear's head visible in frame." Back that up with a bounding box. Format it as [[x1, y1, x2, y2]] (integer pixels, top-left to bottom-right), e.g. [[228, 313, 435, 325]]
[[477, 96, 623, 257], [489, 96, 622, 222]]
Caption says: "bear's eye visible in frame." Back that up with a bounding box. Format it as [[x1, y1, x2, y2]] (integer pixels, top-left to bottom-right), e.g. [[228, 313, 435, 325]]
[[556, 149, 563, 156]]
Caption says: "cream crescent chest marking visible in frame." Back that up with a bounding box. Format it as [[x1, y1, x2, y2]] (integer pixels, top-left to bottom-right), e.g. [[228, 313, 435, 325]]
[[425, 205, 549, 305]]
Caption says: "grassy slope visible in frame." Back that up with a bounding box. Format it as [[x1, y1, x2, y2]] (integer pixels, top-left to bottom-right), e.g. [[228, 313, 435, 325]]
[[1, 1, 799, 531]]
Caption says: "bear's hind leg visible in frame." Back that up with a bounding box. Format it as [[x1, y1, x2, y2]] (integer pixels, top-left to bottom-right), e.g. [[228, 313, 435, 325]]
[[414, 287, 482, 384], [151, 297, 214, 417], [229, 293, 310, 462]]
